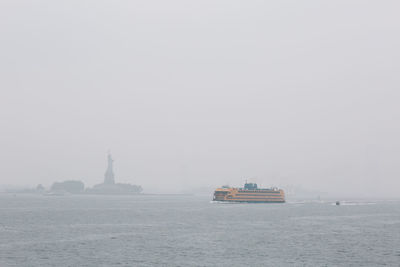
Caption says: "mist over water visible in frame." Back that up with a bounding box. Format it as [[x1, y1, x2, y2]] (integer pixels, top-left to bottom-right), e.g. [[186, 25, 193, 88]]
[[2, 1, 400, 266], [1, 1, 400, 198]]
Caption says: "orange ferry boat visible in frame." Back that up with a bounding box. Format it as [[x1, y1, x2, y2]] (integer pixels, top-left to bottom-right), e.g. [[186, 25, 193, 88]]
[[213, 183, 285, 203]]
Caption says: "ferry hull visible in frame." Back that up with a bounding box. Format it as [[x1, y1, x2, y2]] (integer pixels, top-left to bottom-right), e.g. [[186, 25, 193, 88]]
[[213, 185, 285, 203], [216, 200, 285, 203]]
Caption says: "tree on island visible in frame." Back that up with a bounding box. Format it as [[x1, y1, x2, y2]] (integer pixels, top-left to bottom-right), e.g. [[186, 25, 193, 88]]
[[51, 180, 85, 194], [36, 184, 45, 192]]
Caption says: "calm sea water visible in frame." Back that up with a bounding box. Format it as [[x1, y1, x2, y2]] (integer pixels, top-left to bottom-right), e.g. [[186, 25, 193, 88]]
[[0, 194, 399, 267]]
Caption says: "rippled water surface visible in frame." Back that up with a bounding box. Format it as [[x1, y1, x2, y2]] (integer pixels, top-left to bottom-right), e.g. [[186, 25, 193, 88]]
[[0, 194, 399, 266]]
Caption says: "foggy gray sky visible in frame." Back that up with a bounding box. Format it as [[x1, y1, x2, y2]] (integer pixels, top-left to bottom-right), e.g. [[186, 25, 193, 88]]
[[1, 0, 400, 197]]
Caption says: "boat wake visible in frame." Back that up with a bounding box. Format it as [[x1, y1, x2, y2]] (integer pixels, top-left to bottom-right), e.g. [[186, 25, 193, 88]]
[[331, 201, 376, 206]]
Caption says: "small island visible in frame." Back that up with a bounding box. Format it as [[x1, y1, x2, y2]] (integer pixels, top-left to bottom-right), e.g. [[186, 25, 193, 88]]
[[16, 152, 143, 196], [85, 152, 142, 195]]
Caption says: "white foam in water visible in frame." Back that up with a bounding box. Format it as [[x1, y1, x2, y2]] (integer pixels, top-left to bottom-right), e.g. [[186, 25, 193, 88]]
[[331, 201, 377, 206]]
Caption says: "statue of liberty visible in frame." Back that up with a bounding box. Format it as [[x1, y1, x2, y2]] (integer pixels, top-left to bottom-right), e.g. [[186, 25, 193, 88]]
[[104, 152, 115, 185]]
